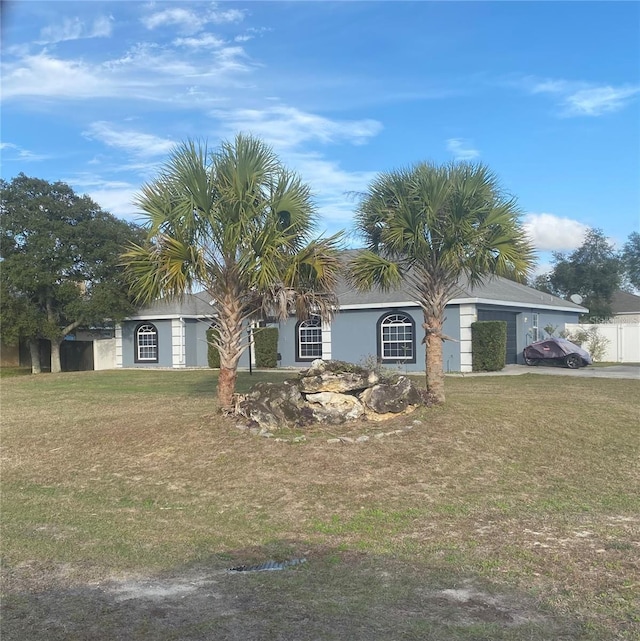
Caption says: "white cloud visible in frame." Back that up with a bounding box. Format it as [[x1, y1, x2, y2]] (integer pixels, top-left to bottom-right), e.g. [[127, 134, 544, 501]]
[[38, 15, 112, 44], [2, 53, 116, 100], [1, 46, 252, 103], [212, 105, 382, 149], [526, 77, 640, 117], [523, 213, 589, 252], [0, 142, 50, 161], [69, 176, 141, 220], [446, 138, 479, 161], [173, 33, 225, 49], [83, 122, 176, 158], [563, 86, 640, 117], [142, 4, 244, 33], [142, 7, 206, 33]]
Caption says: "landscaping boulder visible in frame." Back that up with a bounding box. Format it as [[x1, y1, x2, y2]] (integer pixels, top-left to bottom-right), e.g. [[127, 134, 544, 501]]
[[234, 360, 426, 433], [359, 376, 423, 414], [237, 380, 308, 427], [306, 391, 365, 423]]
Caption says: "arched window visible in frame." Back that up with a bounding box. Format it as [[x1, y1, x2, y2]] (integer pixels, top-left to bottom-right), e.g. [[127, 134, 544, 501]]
[[377, 312, 415, 363], [296, 316, 323, 361], [135, 323, 158, 363]]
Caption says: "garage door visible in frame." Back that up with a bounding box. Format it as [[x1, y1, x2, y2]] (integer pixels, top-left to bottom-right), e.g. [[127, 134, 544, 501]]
[[477, 310, 518, 364]]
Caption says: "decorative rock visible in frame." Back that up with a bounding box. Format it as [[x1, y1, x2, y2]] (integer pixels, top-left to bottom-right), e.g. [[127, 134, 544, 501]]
[[232, 360, 428, 434], [360, 376, 423, 414], [299, 372, 373, 394], [306, 392, 365, 422]]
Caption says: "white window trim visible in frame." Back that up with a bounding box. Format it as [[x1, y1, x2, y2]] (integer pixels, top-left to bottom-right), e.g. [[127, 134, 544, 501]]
[[298, 316, 323, 361], [380, 313, 414, 361], [136, 323, 158, 362]]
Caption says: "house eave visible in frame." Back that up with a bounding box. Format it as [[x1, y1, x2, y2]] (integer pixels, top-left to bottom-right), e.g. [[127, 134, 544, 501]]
[[121, 314, 213, 322], [338, 297, 588, 314]]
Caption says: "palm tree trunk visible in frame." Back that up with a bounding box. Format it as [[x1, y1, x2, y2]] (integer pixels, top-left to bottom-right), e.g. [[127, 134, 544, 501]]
[[218, 367, 238, 410], [215, 288, 245, 410], [424, 311, 445, 404], [29, 339, 42, 374]]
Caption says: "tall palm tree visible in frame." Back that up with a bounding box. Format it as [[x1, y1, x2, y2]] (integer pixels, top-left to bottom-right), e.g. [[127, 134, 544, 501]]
[[349, 162, 534, 404], [122, 135, 342, 409]]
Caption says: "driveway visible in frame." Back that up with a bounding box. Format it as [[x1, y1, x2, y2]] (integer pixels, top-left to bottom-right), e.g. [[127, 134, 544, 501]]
[[453, 364, 640, 380]]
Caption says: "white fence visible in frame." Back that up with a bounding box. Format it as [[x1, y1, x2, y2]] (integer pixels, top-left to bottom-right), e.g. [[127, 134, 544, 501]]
[[93, 338, 116, 370], [564, 323, 640, 363]]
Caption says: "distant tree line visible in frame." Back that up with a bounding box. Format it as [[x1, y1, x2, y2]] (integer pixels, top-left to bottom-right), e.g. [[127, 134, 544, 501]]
[[532, 229, 640, 322]]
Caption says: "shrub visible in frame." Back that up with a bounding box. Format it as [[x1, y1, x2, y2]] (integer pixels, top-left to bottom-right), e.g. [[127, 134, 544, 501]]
[[206, 328, 220, 368], [471, 321, 507, 371], [253, 327, 278, 368], [563, 326, 610, 362]]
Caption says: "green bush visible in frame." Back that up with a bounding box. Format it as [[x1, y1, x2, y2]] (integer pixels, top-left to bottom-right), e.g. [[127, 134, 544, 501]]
[[206, 328, 220, 368], [471, 321, 507, 371], [253, 327, 278, 368]]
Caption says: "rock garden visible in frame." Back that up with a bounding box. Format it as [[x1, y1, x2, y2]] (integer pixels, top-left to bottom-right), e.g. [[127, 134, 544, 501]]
[[234, 359, 432, 440]]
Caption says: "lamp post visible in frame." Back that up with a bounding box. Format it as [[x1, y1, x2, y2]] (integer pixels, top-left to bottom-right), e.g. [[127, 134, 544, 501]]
[[247, 326, 253, 375]]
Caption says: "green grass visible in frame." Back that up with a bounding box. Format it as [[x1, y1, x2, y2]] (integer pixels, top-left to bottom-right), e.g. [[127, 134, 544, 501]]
[[1, 369, 639, 640]]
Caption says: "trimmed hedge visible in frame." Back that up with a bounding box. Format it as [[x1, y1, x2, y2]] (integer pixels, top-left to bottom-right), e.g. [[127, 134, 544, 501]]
[[206, 328, 220, 369], [254, 327, 278, 368], [471, 320, 507, 372]]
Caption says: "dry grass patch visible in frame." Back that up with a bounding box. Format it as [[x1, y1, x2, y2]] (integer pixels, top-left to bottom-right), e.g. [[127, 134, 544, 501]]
[[1, 369, 639, 639]]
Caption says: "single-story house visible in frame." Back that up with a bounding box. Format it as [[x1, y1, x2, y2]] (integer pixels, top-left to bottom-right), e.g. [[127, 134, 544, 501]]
[[116, 275, 587, 373], [115, 295, 214, 369], [608, 290, 640, 324]]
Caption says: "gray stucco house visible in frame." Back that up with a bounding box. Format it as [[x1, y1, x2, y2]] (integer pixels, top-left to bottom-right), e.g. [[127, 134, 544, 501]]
[[116, 274, 587, 373], [115, 295, 214, 369]]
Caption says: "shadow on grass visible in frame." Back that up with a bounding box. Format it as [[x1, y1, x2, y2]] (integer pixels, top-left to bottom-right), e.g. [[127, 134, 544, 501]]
[[2, 542, 597, 641]]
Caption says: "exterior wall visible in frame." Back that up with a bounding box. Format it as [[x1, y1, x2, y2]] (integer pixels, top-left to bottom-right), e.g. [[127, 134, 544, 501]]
[[529, 310, 582, 343], [475, 306, 581, 365], [565, 323, 640, 363], [120, 319, 174, 367], [93, 338, 116, 370], [278, 306, 461, 372], [185, 318, 211, 367]]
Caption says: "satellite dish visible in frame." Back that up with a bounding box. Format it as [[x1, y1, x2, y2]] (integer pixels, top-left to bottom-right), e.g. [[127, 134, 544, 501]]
[[570, 294, 583, 305]]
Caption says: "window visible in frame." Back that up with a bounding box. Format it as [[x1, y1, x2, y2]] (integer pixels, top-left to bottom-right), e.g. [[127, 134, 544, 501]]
[[135, 323, 158, 362], [296, 316, 323, 361], [378, 312, 415, 363], [532, 313, 539, 341]]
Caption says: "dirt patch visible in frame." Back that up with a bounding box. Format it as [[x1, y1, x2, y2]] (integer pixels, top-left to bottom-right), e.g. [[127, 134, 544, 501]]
[[2, 554, 583, 641]]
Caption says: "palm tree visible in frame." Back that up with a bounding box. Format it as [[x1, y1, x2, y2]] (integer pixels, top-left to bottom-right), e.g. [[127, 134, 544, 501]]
[[122, 135, 342, 410], [349, 162, 534, 404]]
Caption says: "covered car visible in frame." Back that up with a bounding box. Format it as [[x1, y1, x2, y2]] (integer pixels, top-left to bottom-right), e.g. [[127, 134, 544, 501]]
[[523, 337, 592, 369]]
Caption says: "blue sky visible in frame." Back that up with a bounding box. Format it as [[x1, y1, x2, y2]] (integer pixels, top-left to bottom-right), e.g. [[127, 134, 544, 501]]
[[2, 1, 639, 274]]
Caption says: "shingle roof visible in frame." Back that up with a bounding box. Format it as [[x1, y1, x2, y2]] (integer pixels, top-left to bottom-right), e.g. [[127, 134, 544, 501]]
[[335, 251, 586, 312], [128, 252, 588, 318], [336, 274, 586, 311], [128, 292, 214, 318], [610, 290, 640, 314]]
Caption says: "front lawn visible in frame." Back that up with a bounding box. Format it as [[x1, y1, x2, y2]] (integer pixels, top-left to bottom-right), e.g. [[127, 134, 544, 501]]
[[1, 369, 638, 640]]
